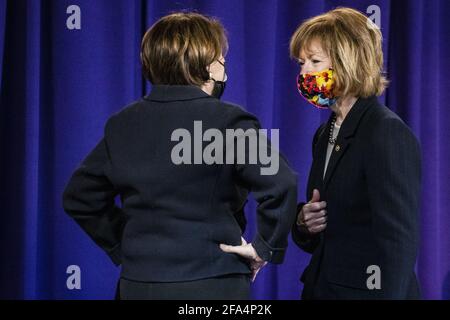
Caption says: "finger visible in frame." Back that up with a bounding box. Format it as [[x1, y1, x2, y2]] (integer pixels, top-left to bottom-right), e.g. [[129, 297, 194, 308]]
[[305, 217, 328, 227], [302, 203, 325, 216], [220, 244, 253, 259], [306, 219, 324, 229], [304, 214, 326, 225], [251, 268, 260, 282], [250, 260, 266, 270], [304, 210, 327, 221], [309, 224, 327, 233], [219, 243, 238, 253], [306, 201, 327, 212], [250, 264, 264, 282], [306, 220, 327, 230], [309, 189, 321, 203], [241, 237, 247, 245], [306, 216, 327, 227]]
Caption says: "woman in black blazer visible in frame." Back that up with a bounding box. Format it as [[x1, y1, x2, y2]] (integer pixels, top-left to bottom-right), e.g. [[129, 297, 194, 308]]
[[290, 8, 421, 299], [62, 12, 297, 300]]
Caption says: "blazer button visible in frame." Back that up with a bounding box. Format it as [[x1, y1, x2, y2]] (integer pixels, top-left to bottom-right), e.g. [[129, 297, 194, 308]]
[[335, 145, 341, 152]]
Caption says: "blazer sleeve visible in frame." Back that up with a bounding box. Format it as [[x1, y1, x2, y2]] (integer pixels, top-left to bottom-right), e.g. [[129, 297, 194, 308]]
[[62, 119, 126, 266], [291, 123, 326, 253], [365, 117, 421, 299], [226, 110, 298, 264]]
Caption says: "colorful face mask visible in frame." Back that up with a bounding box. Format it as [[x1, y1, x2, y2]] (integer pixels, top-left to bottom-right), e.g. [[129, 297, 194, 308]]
[[297, 68, 337, 109]]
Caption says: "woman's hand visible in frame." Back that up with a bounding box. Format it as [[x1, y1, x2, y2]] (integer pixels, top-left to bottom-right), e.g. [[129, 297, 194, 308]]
[[297, 189, 327, 234], [220, 237, 267, 282]]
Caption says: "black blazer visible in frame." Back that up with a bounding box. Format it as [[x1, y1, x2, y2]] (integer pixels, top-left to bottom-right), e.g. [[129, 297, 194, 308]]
[[63, 85, 297, 282], [292, 96, 421, 299]]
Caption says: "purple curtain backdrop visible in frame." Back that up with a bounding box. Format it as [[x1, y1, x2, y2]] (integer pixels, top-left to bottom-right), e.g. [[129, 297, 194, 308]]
[[0, 0, 449, 299]]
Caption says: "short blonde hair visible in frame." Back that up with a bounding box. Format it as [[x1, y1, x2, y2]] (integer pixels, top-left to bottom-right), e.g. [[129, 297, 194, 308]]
[[290, 7, 388, 97], [141, 12, 228, 86]]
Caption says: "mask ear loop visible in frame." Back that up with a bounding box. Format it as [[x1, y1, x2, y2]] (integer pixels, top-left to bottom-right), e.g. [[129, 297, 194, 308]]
[[208, 69, 221, 83], [215, 60, 227, 82]]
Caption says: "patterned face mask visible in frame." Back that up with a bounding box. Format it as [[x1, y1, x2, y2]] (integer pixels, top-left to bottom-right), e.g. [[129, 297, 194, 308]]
[[297, 68, 337, 109]]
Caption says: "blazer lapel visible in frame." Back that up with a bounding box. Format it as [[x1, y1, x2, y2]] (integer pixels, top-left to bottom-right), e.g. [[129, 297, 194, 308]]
[[307, 117, 332, 197], [323, 96, 377, 189]]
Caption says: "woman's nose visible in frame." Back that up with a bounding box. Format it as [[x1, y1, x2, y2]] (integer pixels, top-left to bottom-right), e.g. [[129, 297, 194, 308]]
[[300, 67, 309, 75], [301, 63, 312, 75]]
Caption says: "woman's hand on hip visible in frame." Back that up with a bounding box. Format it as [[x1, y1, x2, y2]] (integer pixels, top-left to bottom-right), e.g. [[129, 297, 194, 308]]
[[219, 237, 267, 282]]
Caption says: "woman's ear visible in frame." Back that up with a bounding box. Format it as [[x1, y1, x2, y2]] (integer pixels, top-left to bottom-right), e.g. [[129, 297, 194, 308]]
[[205, 62, 212, 80]]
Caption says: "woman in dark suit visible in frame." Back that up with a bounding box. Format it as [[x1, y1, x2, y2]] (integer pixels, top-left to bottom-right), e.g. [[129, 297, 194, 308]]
[[62, 12, 297, 300], [290, 8, 421, 299]]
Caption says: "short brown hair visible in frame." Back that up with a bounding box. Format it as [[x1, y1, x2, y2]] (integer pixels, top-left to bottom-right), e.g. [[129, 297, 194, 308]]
[[290, 7, 388, 97], [141, 12, 228, 86]]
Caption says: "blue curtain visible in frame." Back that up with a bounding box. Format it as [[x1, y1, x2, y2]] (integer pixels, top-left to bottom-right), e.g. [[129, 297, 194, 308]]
[[0, 0, 449, 299]]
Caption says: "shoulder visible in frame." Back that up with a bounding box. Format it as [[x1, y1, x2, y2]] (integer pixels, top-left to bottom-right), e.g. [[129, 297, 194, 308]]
[[104, 99, 146, 133], [363, 102, 420, 152], [365, 102, 402, 124], [107, 99, 145, 123], [216, 100, 261, 129], [219, 100, 259, 120]]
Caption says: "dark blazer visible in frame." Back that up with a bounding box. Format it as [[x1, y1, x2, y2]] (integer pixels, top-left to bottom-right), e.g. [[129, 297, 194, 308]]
[[63, 85, 297, 282], [292, 96, 422, 299]]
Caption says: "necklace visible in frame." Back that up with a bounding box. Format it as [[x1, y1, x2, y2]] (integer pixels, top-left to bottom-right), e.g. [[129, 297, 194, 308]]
[[328, 98, 357, 145], [328, 116, 338, 145]]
